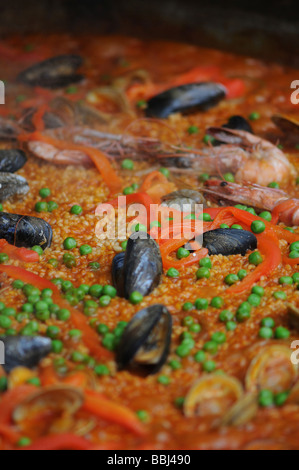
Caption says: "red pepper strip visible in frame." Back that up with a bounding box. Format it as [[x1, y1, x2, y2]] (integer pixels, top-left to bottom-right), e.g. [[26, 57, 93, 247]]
[[211, 206, 299, 243], [227, 231, 281, 294], [83, 389, 147, 437], [283, 255, 299, 266], [0, 240, 39, 262], [160, 238, 208, 269], [271, 199, 298, 225], [0, 385, 37, 425], [31, 104, 48, 132], [0, 265, 112, 360], [19, 131, 122, 195], [107, 192, 154, 222], [218, 77, 246, 99], [0, 424, 21, 443], [24, 434, 94, 451]]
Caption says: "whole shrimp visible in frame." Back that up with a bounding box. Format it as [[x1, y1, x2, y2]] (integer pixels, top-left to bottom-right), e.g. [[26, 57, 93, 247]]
[[204, 179, 299, 226], [159, 127, 294, 187]]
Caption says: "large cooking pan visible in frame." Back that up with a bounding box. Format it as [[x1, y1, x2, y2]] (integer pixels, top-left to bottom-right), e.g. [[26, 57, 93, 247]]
[[0, 0, 298, 67]]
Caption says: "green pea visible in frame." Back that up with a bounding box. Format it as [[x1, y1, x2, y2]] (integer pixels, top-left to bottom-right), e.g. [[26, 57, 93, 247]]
[[248, 251, 263, 266], [235, 204, 247, 210], [63, 237, 77, 250], [182, 302, 194, 311], [48, 258, 59, 267], [22, 303, 34, 313], [12, 280, 24, 289], [223, 173, 235, 183], [226, 321, 237, 331], [259, 211, 272, 222], [202, 360, 216, 372], [211, 331, 226, 344], [196, 267, 210, 279], [35, 201, 48, 213], [187, 125, 199, 135], [102, 333, 116, 350], [89, 284, 103, 298], [72, 351, 85, 363], [102, 285, 117, 298], [177, 247, 190, 259], [249, 111, 260, 121], [268, 182, 280, 189], [252, 285, 264, 296], [129, 291, 143, 305], [199, 173, 209, 182], [238, 269, 247, 280], [259, 389, 274, 407], [292, 273, 299, 283], [220, 223, 230, 229], [17, 437, 32, 447], [52, 340, 63, 354], [261, 317, 275, 328], [79, 244, 92, 255], [46, 325, 60, 339], [123, 186, 134, 195], [210, 297, 224, 309], [199, 257, 212, 268], [198, 213, 212, 221], [182, 316, 194, 327], [189, 323, 201, 333], [150, 220, 161, 229], [194, 350, 206, 363], [94, 364, 110, 376], [2, 307, 16, 317], [279, 276, 293, 285], [275, 326, 290, 339], [290, 241, 299, 252], [39, 188, 51, 198], [224, 273, 239, 285], [203, 340, 218, 355], [157, 375, 171, 386], [202, 134, 215, 145], [121, 159, 134, 170], [57, 309, 71, 321], [70, 205, 83, 215], [0, 376, 8, 392], [273, 291, 287, 300], [251, 220, 266, 234], [274, 391, 289, 407], [219, 310, 234, 322], [159, 168, 170, 178], [289, 251, 299, 259], [247, 293, 261, 307], [176, 344, 192, 358], [0, 315, 12, 328], [69, 329, 82, 339], [195, 298, 209, 310], [231, 224, 243, 230], [0, 253, 9, 264], [89, 261, 100, 271], [259, 327, 274, 339], [167, 268, 180, 278], [61, 280, 73, 292], [169, 359, 182, 370]]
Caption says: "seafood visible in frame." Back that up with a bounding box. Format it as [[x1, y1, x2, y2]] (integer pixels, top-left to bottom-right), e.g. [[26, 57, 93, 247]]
[[112, 253, 125, 298], [287, 304, 299, 332], [272, 114, 299, 143], [204, 179, 299, 226], [13, 385, 84, 433], [0, 336, 52, 373], [113, 232, 162, 299], [184, 374, 243, 418], [245, 344, 298, 393], [116, 304, 172, 374], [0, 149, 27, 173], [0, 212, 52, 249], [145, 82, 226, 118], [220, 392, 259, 427], [0, 173, 29, 201], [202, 228, 257, 256], [17, 55, 84, 89], [222, 115, 253, 134], [161, 189, 206, 212], [0, 116, 21, 140]]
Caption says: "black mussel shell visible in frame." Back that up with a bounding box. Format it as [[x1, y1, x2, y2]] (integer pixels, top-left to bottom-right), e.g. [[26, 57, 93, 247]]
[[0, 117, 21, 140], [112, 252, 125, 298], [0, 149, 27, 173], [223, 115, 253, 134], [146, 82, 226, 118], [0, 173, 29, 202], [0, 212, 52, 249], [203, 228, 257, 256], [116, 304, 172, 375], [124, 232, 162, 299], [17, 55, 84, 89], [159, 156, 192, 169], [0, 336, 52, 373]]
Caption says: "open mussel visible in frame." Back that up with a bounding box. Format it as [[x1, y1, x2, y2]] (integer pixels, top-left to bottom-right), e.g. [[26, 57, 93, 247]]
[[202, 228, 257, 256], [0, 212, 52, 249], [17, 55, 84, 89], [222, 115, 253, 134], [0, 336, 52, 373], [245, 344, 298, 393], [184, 374, 243, 418], [0, 149, 27, 173], [161, 189, 207, 212], [116, 304, 172, 375], [145, 82, 226, 118], [0, 173, 29, 202], [112, 232, 162, 299]]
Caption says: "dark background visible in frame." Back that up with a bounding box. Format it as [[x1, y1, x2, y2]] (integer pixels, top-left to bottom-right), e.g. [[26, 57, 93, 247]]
[[0, 0, 298, 66]]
